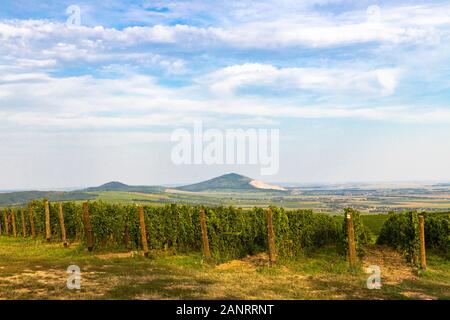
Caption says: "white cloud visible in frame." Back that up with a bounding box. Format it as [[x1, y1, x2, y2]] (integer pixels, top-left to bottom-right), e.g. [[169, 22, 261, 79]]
[[375, 69, 400, 96], [0, 69, 448, 132], [1, 0, 450, 188], [0, 2, 449, 131], [1, 3, 450, 54], [0, 21, 187, 75], [197, 63, 401, 96], [0, 72, 51, 83]]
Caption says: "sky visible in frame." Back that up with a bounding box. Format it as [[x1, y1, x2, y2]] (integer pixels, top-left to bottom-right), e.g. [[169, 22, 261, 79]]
[[1, 0, 450, 189]]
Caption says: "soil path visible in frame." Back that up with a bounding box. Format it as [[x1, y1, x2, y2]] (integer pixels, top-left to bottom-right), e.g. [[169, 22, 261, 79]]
[[362, 245, 436, 300], [362, 245, 416, 285]]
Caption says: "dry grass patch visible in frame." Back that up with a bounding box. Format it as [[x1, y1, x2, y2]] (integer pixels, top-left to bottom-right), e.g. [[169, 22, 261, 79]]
[[362, 245, 416, 285]]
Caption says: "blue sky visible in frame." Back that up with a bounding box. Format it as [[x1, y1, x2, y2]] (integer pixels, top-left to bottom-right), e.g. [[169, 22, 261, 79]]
[[1, 0, 450, 189]]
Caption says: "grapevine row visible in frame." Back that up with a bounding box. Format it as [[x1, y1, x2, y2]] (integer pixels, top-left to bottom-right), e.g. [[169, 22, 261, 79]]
[[0, 200, 368, 263]]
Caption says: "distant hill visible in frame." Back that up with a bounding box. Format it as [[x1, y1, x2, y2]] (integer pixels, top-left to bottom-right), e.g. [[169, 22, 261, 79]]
[[0, 175, 287, 206], [176, 173, 287, 192], [0, 181, 165, 206], [0, 191, 95, 206], [83, 181, 164, 193]]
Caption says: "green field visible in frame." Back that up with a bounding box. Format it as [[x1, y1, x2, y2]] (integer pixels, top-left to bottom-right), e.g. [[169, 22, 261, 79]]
[[2, 185, 450, 213], [0, 192, 448, 300], [85, 190, 450, 213], [0, 206, 448, 300], [361, 214, 389, 237]]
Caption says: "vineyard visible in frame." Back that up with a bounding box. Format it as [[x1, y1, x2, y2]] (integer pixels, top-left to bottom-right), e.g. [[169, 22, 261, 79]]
[[377, 211, 449, 264], [0, 201, 356, 262], [0, 200, 448, 267]]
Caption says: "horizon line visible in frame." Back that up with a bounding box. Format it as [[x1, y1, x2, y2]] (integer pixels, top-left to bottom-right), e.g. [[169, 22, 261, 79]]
[[1, 179, 450, 193]]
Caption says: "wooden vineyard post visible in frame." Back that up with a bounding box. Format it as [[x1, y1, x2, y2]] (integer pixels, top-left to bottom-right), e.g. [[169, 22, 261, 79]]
[[58, 203, 68, 247], [82, 202, 94, 252], [138, 206, 149, 257], [419, 215, 427, 271], [346, 211, 357, 269], [266, 208, 277, 266], [21, 209, 26, 237], [4, 209, 9, 236], [44, 200, 51, 241], [29, 205, 36, 238], [199, 208, 211, 259], [11, 209, 17, 238]]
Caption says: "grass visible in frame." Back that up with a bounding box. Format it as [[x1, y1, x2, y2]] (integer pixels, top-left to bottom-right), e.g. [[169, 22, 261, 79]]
[[361, 214, 389, 237], [0, 237, 448, 300], [93, 191, 169, 205]]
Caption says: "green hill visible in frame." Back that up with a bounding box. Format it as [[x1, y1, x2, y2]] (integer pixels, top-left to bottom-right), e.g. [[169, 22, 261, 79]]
[[0, 174, 287, 206], [0, 191, 96, 206], [177, 173, 286, 192], [83, 181, 164, 193]]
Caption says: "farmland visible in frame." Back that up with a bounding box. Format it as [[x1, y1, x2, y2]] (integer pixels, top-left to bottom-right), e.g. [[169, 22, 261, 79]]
[[2, 176, 450, 214], [51, 186, 450, 213], [0, 201, 448, 300]]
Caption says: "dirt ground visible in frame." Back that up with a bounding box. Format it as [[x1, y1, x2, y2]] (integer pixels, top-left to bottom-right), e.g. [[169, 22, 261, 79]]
[[0, 238, 448, 300]]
